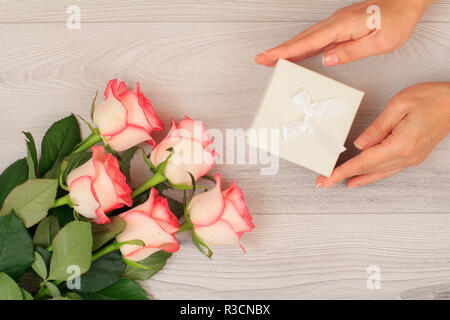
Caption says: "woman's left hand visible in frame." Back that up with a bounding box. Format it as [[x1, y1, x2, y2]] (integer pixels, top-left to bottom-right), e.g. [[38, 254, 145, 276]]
[[316, 82, 450, 188]]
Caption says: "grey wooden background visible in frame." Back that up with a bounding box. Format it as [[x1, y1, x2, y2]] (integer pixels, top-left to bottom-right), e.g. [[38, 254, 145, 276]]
[[0, 0, 449, 299]]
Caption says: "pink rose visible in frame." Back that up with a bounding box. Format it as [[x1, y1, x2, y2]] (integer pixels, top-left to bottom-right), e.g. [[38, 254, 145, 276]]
[[117, 188, 180, 261], [187, 174, 254, 250], [93, 79, 164, 151], [150, 117, 216, 186], [67, 145, 132, 224]]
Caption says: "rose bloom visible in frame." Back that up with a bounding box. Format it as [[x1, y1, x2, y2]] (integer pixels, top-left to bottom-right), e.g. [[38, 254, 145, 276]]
[[93, 79, 164, 151], [187, 174, 254, 250], [117, 188, 180, 261], [150, 117, 216, 186], [67, 145, 132, 224]]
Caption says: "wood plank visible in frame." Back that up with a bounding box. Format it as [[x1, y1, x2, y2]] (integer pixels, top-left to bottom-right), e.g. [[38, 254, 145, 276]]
[[0, 0, 449, 23], [0, 22, 449, 214], [142, 214, 450, 299]]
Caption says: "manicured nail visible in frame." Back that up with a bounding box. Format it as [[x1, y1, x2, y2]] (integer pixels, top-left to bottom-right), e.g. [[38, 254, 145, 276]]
[[316, 183, 323, 188], [354, 133, 369, 149], [255, 51, 267, 59], [322, 53, 339, 66]]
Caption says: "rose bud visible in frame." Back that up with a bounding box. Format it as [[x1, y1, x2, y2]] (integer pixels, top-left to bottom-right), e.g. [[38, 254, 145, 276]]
[[116, 188, 180, 261], [67, 145, 133, 224], [187, 174, 254, 250], [93, 79, 164, 151], [150, 117, 216, 186]]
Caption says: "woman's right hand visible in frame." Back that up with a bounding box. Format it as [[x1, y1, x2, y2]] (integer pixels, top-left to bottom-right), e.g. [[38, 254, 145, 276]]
[[255, 0, 434, 67]]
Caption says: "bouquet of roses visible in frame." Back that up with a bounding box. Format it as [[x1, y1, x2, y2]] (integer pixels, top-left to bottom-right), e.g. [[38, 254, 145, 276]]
[[0, 80, 254, 300]]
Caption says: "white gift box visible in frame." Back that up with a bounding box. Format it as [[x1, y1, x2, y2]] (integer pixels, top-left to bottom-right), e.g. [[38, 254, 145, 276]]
[[248, 58, 364, 177]]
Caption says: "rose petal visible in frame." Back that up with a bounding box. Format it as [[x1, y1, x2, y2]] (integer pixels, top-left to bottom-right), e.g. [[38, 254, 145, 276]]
[[176, 117, 211, 147], [66, 156, 95, 186], [152, 196, 179, 230], [107, 125, 154, 152], [134, 82, 164, 131], [91, 146, 121, 211], [195, 220, 240, 247], [119, 89, 152, 133], [118, 211, 179, 261], [69, 176, 100, 220], [188, 174, 224, 227], [223, 183, 254, 231], [221, 199, 253, 233], [164, 138, 214, 185], [103, 153, 133, 207], [132, 187, 157, 215], [150, 119, 179, 166], [93, 80, 128, 136]]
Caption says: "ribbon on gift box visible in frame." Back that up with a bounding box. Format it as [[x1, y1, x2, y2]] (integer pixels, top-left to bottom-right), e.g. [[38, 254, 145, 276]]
[[281, 90, 348, 157]]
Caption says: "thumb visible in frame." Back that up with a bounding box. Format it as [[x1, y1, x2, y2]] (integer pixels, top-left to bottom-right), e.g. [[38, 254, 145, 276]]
[[322, 36, 377, 66], [354, 100, 406, 150]]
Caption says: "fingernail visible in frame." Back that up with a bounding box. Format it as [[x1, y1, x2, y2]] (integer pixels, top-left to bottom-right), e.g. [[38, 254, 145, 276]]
[[323, 182, 335, 188], [316, 183, 323, 188], [255, 51, 267, 59], [354, 133, 369, 149], [347, 184, 357, 189], [322, 53, 339, 66]]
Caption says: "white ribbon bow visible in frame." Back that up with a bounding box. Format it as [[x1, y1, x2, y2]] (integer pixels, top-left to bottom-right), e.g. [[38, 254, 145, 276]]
[[281, 90, 348, 157]]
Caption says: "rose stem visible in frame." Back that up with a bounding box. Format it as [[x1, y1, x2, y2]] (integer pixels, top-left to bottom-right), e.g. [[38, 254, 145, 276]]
[[131, 171, 166, 198], [51, 194, 71, 208], [72, 132, 102, 154]]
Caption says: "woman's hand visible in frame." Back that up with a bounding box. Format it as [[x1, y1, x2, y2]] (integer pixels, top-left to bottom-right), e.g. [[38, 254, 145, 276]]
[[316, 82, 450, 188], [255, 0, 434, 67]]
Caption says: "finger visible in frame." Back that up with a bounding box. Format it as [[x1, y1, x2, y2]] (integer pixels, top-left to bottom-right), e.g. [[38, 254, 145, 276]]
[[255, 19, 332, 66], [255, 20, 340, 67], [316, 143, 396, 188], [346, 168, 403, 188], [354, 99, 408, 150], [322, 34, 378, 66]]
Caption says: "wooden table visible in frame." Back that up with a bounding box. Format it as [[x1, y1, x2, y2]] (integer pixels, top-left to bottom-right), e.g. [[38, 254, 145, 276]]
[[1, 0, 449, 299]]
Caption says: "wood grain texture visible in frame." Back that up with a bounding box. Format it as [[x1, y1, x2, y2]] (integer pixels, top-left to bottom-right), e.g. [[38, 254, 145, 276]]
[[0, 0, 449, 22], [143, 214, 450, 299], [0, 1, 449, 299], [1, 22, 448, 214]]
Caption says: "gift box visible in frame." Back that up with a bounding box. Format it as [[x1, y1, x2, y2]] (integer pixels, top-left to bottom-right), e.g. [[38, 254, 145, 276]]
[[248, 58, 364, 177]]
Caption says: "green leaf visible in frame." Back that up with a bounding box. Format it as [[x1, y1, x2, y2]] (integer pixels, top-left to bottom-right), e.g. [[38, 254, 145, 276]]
[[77, 251, 126, 293], [0, 158, 28, 208], [92, 216, 126, 251], [78, 278, 149, 300], [66, 292, 83, 300], [0, 179, 58, 228], [21, 289, 34, 300], [23, 132, 38, 178], [0, 211, 34, 279], [45, 282, 61, 298], [123, 251, 172, 280], [49, 205, 75, 228], [39, 114, 81, 176], [44, 152, 91, 183], [33, 216, 60, 248], [48, 221, 92, 281], [119, 146, 138, 181], [31, 251, 47, 280], [35, 246, 52, 269], [0, 272, 23, 300]]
